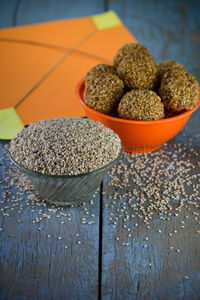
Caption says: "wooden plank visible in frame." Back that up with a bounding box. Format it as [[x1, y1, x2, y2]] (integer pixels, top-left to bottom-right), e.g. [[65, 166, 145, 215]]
[[101, 0, 200, 298], [0, 141, 100, 299], [0, 2, 108, 299], [101, 136, 200, 299], [0, 0, 19, 28], [15, 0, 104, 26]]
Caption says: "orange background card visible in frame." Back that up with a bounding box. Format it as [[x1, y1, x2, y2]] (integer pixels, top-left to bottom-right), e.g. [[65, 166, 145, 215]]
[[0, 11, 137, 138]]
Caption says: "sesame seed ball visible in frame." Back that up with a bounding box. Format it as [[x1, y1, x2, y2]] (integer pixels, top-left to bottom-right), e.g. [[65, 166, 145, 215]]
[[84, 73, 124, 115], [85, 64, 117, 83], [117, 53, 157, 90], [159, 69, 199, 111], [118, 90, 164, 121], [156, 61, 185, 88], [114, 43, 151, 67]]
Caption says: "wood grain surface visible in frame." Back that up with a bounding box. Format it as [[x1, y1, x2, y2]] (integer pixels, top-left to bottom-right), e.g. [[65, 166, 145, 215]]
[[0, 0, 200, 299]]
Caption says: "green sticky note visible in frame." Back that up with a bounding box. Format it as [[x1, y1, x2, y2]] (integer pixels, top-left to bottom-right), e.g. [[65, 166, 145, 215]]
[[92, 11, 122, 30], [0, 107, 24, 140]]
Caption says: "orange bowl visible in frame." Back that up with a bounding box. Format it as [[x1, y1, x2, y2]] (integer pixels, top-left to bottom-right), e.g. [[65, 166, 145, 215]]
[[76, 79, 200, 153]]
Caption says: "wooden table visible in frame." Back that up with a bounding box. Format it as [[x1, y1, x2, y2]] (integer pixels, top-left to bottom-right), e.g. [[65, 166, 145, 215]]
[[0, 1, 200, 299]]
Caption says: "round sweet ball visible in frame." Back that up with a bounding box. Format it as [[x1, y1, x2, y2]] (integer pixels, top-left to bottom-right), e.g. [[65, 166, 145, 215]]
[[117, 53, 157, 90], [156, 61, 185, 86], [114, 43, 151, 67], [85, 64, 116, 83], [159, 70, 199, 111], [118, 90, 164, 121], [84, 73, 124, 115]]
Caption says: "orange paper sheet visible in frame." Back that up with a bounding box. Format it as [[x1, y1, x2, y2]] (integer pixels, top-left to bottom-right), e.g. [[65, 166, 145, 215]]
[[0, 11, 137, 128]]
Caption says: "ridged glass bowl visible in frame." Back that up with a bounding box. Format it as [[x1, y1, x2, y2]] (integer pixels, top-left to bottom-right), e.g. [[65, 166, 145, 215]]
[[9, 146, 122, 206]]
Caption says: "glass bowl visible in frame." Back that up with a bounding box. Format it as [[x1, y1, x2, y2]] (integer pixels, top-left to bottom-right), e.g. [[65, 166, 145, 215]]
[[76, 79, 200, 153], [9, 146, 122, 206]]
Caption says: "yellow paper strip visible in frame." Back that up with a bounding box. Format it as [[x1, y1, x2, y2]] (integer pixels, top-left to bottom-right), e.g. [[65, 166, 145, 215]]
[[92, 11, 122, 30], [0, 107, 24, 140]]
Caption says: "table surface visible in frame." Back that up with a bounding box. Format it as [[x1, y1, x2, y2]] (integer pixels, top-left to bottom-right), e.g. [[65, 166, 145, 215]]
[[0, 1, 200, 299]]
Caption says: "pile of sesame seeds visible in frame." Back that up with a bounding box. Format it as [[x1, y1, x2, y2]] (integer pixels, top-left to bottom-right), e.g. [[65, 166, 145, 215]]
[[10, 117, 121, 175]]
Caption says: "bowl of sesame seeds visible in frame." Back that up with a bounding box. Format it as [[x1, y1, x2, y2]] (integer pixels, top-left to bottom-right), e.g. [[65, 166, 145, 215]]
[[76, 79, 200, 153], [9, 117, 122, 206]]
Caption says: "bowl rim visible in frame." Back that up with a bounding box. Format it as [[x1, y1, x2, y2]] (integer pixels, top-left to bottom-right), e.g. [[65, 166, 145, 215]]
[[76, 78, 200, 125], [8, 143, 123, 179]]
